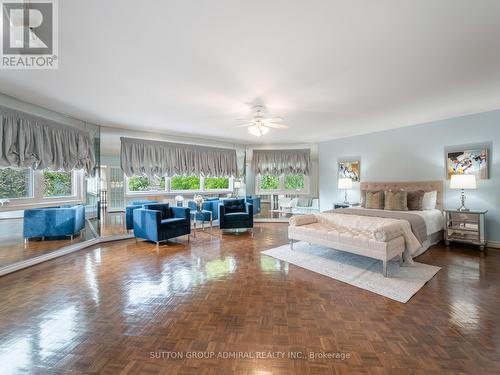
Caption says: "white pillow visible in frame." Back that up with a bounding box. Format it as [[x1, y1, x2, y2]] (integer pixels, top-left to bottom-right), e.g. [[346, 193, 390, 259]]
[[422, 191, 437, 210]]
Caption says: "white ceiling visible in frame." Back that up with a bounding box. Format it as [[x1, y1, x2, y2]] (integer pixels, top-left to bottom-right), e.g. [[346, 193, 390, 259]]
[[1, 0, 500, 144]]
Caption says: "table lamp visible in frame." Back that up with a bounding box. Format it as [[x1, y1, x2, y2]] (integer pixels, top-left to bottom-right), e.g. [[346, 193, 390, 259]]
[[338, 178, 353, 204], [450, 174, 476, 211], [234, 180, 242, 197]]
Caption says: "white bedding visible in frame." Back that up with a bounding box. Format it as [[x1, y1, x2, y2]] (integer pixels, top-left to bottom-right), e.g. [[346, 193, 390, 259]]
[[348, 207, 444, 235], [409, 209, 444, 235]]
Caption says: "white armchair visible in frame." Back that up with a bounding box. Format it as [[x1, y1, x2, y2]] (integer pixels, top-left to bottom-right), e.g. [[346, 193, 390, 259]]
[[278, 196, 293, 212], [290, 197, 320, 214]]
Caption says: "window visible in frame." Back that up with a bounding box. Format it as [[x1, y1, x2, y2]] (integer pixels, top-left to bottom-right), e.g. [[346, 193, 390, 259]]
[[256, 173, 309, 194], [0, 168, 83, 208], [128, 176, 165, 192], [0, 168, 33, 199], [43, 171, 73, 197], [260, 174, 280, 190], [170, 176, 201, 191], [285, 174, 305, 190], [125, 174, 232, 195], [204, 177, 229, 190], [86, 175, 99, 196]]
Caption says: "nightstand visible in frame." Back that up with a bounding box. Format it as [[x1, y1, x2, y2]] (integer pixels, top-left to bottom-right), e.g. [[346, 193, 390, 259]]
[[444, 209, 488, 251], [333, 203, 360, 209]]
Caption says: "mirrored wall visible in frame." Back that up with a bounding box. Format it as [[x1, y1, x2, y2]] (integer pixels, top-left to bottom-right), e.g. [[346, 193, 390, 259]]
[[0, 98, 101, 272]]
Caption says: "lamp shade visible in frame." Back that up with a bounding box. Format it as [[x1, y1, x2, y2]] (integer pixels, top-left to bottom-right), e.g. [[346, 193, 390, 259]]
[[450, 174, 477, 189], [338, 178, 353, 189]]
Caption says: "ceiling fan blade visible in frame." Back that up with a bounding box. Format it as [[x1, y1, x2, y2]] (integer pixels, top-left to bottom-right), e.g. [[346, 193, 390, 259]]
[[264, 123, 288, 129], [262, 117, 284, 123], [234, 123, 254, 128]]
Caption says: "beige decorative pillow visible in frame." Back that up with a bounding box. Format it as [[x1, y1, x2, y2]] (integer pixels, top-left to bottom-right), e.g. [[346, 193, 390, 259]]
[[361, 190, 380, 207], [289, 214, 317, 226], [384, 190, 408, 211], [365, 191, 385, 209]]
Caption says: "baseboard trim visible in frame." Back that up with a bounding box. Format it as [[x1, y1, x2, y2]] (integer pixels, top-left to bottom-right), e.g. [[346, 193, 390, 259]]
[[0, 233, 134, 277], [487, 241, 500, 249]]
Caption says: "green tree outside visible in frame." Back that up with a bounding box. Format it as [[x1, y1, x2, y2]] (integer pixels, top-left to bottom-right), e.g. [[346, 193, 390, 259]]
[[171, 176, 200, 190], [128, 176, 165, 191], [260, 174, 280, 190], [204, 177, 229, 190], [43, 171, 72, 197], [285, 174, 305, 190], [0, 168, 31, 199]]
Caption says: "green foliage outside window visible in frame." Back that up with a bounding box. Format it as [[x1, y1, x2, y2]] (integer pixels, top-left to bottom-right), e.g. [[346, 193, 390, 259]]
[[128, 176, 165, 191], [0, 168, 31, 199], [171, 176, 200, 190], [285, 174, 305, 190], [204, 177, 229, 190], [260, 174, 280, 190], [43, 171, 72, 197]]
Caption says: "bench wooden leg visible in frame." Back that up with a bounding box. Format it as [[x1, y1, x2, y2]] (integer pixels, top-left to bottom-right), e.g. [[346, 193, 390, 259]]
[[290, 240, 294, 250], [383, 260, 388, 277]]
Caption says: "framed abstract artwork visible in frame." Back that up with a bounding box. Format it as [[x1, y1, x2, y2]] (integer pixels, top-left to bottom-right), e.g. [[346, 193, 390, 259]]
[[338, 161, 360, 182], [447, 148, 488, 179]]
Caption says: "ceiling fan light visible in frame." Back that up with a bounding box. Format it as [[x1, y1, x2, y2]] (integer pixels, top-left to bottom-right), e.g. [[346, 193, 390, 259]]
[[248, 125, 269, 137], [248, 125, 262, 136]]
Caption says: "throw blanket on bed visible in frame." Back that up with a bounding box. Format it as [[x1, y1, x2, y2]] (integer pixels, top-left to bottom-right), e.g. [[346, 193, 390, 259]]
[[330, 208, 428, 244], [312, 213, 422, 262]]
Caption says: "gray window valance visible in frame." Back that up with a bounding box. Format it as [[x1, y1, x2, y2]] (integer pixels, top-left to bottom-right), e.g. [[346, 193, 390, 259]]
[[0, 106, 96, 174], [120, 137, 238, 178], [252, 149, 311, 175]]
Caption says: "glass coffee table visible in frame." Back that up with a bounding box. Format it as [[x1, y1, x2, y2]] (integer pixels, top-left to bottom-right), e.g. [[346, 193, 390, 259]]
[[189, 210, 213, 237]]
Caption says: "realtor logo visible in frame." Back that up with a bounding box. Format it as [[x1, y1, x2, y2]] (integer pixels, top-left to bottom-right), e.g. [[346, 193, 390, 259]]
[[1, 0, 58, 69]]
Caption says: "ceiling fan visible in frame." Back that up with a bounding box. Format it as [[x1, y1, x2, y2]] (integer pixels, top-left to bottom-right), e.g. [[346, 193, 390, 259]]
[[235, 105, 288, 137]]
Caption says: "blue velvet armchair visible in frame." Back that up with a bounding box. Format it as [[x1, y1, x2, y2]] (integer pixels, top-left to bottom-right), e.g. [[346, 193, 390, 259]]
[[126, 200, 158, 230], [219, 199, 253, 233], [187, 197, 219, 223], [133, 203, 191, 245], [23, 205, 86, 242], [246, 196, 261, 215]]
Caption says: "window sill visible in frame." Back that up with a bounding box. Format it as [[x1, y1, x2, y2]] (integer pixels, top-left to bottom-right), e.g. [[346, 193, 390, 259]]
[[256, 191, 310, 195], [125, 190, 232, 198]]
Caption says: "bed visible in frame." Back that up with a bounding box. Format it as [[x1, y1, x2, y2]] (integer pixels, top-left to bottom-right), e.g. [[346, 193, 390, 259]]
[[356, 180, 444, 256], [288, 181, 444, 276]]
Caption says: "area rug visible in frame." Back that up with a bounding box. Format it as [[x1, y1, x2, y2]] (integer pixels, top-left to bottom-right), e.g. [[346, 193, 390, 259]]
[[262, 242, 440, 303]]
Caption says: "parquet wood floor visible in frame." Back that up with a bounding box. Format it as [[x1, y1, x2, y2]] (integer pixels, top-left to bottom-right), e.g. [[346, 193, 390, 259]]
[[0, 212, 126, 269], [0, 223, 498, 374]]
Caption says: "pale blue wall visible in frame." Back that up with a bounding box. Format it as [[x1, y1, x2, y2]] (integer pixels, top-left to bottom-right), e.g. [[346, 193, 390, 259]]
[[319, 109, 500, 242]]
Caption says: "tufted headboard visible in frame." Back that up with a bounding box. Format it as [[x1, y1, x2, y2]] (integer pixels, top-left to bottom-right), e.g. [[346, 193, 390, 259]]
[[360, 181, 444, 210]]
